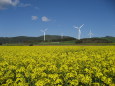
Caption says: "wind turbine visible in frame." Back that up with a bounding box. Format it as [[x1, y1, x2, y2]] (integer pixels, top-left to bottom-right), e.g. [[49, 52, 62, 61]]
[[74, 24, 84, 40], [88, 29, 93, 38], [61, 33, 64, 39], [40, 29, 48, 41]]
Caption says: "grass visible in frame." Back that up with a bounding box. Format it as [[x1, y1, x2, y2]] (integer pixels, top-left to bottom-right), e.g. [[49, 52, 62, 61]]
[[1, 40, 115, 46], [2, 43, 115, 46]]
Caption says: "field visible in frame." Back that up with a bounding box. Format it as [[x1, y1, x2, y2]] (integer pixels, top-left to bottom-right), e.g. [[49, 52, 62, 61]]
[[2, 42, 115, 46], [0, 46, 115, 86]]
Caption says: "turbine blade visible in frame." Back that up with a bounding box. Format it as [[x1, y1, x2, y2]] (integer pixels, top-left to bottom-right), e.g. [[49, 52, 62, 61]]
[[74, 26, 78, 29], [79, 24, 84, 29]]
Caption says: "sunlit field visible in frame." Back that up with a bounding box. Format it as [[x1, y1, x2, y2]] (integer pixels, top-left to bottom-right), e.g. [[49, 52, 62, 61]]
[[0, 46, 115, 86]]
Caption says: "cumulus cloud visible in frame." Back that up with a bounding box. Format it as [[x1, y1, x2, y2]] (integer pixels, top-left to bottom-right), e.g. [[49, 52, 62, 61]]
[[0, 0, 19, 9], [32, 16, 38, 20], [0, 0, 31, 10], [41, 16, 50, 22]]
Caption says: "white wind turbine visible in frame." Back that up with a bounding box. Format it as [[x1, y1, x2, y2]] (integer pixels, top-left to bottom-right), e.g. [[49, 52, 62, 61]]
[[40, 29, 48, 41], [74, 24, 84, 40], [61, 33, 64, 39], [88, 29, 93, 38]]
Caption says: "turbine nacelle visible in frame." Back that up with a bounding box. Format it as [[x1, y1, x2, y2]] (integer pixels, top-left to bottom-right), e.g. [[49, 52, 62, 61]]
[[74, 24, 84, 30], [40, 28, 48, 32]]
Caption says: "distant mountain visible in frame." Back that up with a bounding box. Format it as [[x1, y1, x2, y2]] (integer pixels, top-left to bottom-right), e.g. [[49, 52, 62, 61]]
[[0, 35, 76, 44], [38, 35, 75, 41], [0, 35, 114, 44]]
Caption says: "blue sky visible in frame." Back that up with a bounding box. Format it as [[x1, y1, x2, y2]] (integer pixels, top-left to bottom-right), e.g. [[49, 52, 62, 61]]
[[0, 0, 115, 38]]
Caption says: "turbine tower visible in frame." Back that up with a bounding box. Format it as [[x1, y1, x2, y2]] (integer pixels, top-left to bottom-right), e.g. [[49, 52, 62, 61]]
[[61, 33, 64, 39], [74, 24, 84, 40], [88, 29, 93, 38], [40, 29, 48, 41]]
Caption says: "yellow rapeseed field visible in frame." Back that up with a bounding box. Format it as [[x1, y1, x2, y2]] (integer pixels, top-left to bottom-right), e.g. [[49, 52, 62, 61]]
[[0, 46, 115, 86]]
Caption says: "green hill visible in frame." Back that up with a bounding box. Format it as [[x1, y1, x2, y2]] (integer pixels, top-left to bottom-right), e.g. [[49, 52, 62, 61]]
[[101, 36, 115, 43], [76, 38, 112, 43], [75, 37, 115, 43], [0, 35, 115, 46], [38, 35, 75, 41], [0, 35, 76, 44]]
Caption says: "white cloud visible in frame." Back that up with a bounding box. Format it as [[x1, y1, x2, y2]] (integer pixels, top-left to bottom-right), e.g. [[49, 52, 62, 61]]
[[0, 0, 19, 10], [32, 16, 38, 20], [18, 3, 31, 7], [0, 0, 31, 10], [41, 16, 50, 22]]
